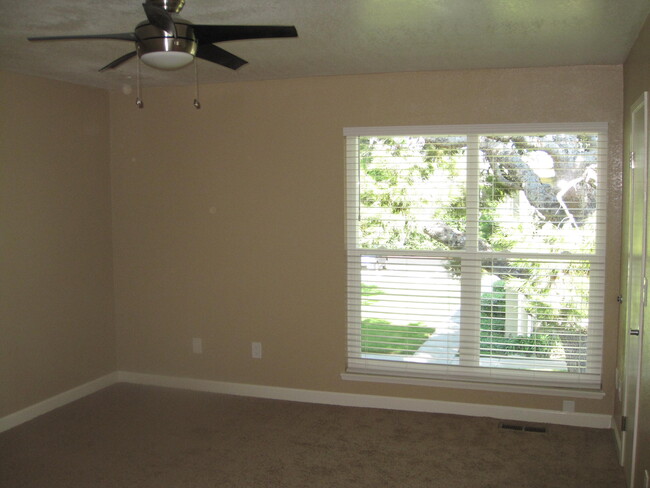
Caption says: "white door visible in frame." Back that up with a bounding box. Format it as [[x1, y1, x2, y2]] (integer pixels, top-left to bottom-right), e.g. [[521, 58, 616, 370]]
[[623, 91, 648, 488]]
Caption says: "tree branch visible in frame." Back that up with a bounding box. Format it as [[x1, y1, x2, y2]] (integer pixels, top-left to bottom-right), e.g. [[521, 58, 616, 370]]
[[482, 137, 597, 226], [423, 222, 531, 280]]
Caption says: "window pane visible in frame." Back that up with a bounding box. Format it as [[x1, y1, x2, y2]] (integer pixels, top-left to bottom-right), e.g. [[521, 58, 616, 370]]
[[358, 136, 467, 251], [479, 258, 593, 373], [479, 134, 600, 253], [358, 255, 460, 365]]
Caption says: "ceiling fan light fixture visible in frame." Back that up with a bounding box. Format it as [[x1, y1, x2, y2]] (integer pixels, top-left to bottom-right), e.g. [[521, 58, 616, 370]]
[[141, 50, 194, 70], [135, 21, 197, 70]]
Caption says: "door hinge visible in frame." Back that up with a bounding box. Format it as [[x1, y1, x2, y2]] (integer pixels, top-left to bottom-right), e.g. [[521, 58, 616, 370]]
[[622, 415, 627, 432], [630, 151, 636, 169], [644, 276, 648, 307]]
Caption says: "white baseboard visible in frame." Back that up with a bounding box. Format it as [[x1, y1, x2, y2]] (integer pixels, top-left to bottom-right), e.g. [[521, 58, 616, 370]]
[[117, 371, 613, 429], [0, 372, 119, 433], [1, 371, 613, 433]]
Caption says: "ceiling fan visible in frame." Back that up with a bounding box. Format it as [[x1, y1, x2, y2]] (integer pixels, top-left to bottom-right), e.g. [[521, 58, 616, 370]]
[[28, 0, 298, 73]]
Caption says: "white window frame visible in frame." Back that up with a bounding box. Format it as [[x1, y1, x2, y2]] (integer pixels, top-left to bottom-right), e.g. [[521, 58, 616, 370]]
[[343, 123, 608, 393]]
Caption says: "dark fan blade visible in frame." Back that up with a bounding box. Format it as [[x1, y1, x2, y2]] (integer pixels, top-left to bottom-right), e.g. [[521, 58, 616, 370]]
[[196, 44, 247, 70], [28, 33, 136, 42], [192, 25, 297, 44], [142, 2, 177, 37], [99, 51, 137, 72]]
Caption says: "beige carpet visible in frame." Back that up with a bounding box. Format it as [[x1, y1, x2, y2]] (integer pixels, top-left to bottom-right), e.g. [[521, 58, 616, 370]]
[[0, 383, 625, 488]]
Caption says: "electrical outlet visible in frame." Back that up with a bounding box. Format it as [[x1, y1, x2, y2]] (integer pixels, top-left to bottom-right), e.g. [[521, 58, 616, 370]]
[[252, 342, 262, 359], [562, 400, 575, 413], [192, 338, 203, 354]]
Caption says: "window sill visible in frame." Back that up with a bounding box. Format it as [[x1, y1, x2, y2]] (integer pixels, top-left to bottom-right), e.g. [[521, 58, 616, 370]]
[[341, 372, 606, 399]]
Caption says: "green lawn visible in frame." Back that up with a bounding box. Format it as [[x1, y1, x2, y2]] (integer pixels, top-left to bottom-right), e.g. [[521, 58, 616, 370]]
[[362, 318, 435, 355]]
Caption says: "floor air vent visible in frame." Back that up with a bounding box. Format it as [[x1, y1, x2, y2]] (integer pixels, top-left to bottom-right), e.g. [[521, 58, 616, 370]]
[[499, 422, 547, 433]]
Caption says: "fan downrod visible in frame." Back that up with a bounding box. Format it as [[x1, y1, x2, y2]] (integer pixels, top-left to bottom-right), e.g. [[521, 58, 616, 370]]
[[145, 0, 186, 13]]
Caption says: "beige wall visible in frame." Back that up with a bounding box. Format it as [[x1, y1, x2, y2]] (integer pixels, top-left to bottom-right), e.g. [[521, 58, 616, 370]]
[[0, 71, 115, 417], [621, 13, 650, 487], [110, 65, 623, 414]]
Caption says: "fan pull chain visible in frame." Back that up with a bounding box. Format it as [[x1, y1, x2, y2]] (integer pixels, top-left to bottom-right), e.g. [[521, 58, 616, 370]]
[[136, 53, 144, 109], [193, 58, 201, 109]]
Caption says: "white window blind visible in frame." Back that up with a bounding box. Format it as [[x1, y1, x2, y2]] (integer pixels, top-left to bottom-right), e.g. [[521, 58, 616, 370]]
[[345, 123, 607, 390]]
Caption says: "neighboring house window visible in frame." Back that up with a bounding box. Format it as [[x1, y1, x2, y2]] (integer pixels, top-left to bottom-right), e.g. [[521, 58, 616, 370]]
[[344, 123, 607, 390]]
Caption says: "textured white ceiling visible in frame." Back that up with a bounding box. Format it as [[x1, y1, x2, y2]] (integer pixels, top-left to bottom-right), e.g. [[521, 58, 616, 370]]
[[1, 0, 648, 91]]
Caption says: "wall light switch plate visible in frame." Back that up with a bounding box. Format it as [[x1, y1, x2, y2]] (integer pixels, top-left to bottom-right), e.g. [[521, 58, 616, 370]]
[[192, 338, 203, 354], [252, 342, 262, 359]]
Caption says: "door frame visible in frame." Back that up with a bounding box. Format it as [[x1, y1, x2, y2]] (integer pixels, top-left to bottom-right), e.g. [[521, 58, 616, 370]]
[[621, 91, 648, 488]]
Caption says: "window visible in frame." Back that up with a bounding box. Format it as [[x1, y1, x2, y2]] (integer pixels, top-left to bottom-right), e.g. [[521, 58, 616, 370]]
[[345, 123, 607, 390]]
